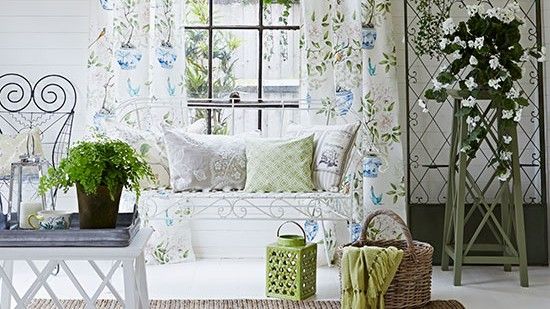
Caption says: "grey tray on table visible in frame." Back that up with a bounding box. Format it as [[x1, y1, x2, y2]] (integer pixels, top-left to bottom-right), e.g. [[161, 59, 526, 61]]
[[0, 212, 140, 247]]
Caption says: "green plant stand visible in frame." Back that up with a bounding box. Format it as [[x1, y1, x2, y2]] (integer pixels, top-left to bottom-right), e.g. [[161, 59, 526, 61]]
[[441, 91, 529, 287]]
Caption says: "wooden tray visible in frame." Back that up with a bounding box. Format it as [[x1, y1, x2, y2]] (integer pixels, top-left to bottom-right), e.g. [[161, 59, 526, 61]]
[[0, 212, 140, 247]]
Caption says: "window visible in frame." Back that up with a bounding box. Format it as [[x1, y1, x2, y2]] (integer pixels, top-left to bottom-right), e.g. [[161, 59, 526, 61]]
[[184, 0, 301, 132]]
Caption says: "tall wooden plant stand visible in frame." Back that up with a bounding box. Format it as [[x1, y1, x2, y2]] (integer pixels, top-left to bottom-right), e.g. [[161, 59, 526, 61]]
[[441, 92, 529, 287]]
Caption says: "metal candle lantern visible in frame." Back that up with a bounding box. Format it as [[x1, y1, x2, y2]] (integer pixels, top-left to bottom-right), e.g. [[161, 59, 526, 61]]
[[7, 154, 53, 229], [266, 221, 317, 301]]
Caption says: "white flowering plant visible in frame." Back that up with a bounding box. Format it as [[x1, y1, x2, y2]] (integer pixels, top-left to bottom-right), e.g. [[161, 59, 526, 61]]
[[422, 2, 545, 181]]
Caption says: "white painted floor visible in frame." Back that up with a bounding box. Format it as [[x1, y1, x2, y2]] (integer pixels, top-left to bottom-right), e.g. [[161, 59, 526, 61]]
[[6, 259, 550, 308]]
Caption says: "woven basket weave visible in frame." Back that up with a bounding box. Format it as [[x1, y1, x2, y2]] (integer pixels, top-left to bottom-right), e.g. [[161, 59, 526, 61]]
[[338, 209, 434, 309]]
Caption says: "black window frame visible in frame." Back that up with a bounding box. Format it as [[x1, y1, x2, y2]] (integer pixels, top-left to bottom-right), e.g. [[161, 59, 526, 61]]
[[184, 0, 300, 132]]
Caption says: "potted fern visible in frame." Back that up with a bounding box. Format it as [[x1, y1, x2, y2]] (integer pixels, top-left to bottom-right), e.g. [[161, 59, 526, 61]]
[[39, 138, 153, 229]]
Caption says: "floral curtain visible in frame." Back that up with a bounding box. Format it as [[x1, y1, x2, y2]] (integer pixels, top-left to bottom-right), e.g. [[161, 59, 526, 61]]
[[89, 0, 194, 264], [302, 0, 406, 239], [88, 0, 185, 121]]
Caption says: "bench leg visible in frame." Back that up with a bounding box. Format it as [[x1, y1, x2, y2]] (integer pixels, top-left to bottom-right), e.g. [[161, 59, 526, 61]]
[[319, 219, 333, 267]]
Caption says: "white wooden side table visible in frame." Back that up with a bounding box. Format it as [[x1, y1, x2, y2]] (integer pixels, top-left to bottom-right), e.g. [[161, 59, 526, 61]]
[[0, 228, 152, 309]]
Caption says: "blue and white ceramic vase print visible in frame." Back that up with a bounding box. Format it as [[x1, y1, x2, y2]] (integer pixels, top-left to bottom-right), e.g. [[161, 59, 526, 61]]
[[99, 0, 114, 10], [156, 44, 177, 69], [115, 47, 143, 70], [304, 220, 319, 242], [350, 222, 362, 242], [335, 89, 353, 116], [92, 110, 114, 132], [363, 153, 384, 211], [363, 153, 382, 178], [362, 26, 377, 50]]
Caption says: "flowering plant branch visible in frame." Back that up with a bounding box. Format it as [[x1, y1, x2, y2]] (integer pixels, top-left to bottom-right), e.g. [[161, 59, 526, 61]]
[[421, 2, 545, 181]]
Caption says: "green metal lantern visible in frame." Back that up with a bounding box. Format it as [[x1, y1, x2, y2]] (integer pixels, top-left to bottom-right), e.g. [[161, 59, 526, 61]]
[[266, 221, 317, 301]]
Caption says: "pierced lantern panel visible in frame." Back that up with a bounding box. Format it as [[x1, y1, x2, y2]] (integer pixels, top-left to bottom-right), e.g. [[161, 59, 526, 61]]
[[266, 221, 317, 301]]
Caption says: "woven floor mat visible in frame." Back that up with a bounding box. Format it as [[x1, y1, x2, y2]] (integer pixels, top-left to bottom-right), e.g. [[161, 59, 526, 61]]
[[28, 299, 465, 309]]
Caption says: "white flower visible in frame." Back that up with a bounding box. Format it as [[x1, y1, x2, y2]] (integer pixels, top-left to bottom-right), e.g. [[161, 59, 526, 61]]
[[465, 77, 477, 90], [502, 109, 514, 119], [488, 78, 501, 89], [469, 55, 478, 66], [500, 151, 513, 161], [452, 36, 466, 48], [462, 96, 476, 108], [489, 55, 500, 70], [460, 145, 472, 153], [466, 115, 481, 128], [538, 47, 546, 62], [498, 168, 511, 181], [503, 135, 512, 144], [506, 87, 519, 99], [442, 18, 457, 35], [452, 50, 462, 59], [439, 64, 448, 72], [520, 50, 529, 62], [485, 8, 498, 18], [432, 79, 443, 90], [418, 99, 429, 113], [513, 108, 522, 122], [473, 37, 484, 50], [497, 7, 516, 23], [466, 4, 481, 16], [467, 40, 474, 48], [439, 38, 450, 50], [508, 1, 520, 13]]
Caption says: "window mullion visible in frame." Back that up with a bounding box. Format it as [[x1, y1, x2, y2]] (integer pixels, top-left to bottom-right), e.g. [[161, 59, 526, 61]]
[[257, 0, 263, 130], [207, 0, 214, 133]]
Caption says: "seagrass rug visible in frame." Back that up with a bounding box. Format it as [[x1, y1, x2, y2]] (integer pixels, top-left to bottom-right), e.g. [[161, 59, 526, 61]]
[[29, 299, 465, 308]]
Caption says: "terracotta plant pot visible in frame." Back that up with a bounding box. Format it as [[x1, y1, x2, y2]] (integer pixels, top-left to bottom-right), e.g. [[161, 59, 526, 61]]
[[76, 184, 122, 229]]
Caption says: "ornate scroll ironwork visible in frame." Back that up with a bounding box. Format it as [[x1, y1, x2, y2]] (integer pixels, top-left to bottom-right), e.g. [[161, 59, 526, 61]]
[[0, 73, 76, 167], [405, 0, 545, 206], [0, 73, 77, 209]]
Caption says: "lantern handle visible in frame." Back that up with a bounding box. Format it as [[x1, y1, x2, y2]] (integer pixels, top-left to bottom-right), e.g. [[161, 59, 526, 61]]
[[276, 221, 306, 240]]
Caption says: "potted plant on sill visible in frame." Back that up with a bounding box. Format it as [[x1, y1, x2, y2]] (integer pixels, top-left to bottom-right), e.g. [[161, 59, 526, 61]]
[[38, 138, 153, 229]]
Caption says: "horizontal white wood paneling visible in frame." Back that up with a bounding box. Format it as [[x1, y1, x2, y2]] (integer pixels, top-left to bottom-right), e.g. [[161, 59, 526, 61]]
[[0, 0, 90, 141], [0, 49, 86, 66], [0, 16, 89, 33], [0, 1, 88, 17], [0, 33, 88, 49]]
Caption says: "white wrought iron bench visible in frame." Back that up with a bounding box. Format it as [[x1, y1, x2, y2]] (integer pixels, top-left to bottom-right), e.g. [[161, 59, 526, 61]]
[[109, 98, 360, 262]]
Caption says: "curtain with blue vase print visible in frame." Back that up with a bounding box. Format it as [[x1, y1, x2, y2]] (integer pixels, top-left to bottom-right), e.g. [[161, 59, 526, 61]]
[[89, 0, 185, 127], [301, 0, 406, 247]]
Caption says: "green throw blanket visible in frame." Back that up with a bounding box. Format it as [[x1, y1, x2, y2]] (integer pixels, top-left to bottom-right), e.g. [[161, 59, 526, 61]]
[[341, 246, 404, 309]]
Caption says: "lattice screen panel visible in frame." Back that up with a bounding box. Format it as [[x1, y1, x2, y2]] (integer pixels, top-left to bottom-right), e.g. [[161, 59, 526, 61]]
[[405, 0, 545, 206]]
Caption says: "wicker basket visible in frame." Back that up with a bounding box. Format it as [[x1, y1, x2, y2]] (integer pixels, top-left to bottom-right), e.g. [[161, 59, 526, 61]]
[[338, 209, 434, 309]]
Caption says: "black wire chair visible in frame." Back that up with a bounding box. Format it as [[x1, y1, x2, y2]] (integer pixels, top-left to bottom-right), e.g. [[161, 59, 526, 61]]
[[0, 73, 76, 212]]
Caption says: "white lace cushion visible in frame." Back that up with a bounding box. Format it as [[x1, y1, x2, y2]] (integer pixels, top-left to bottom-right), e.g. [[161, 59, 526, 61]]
[[163, 129, 247, 192], [286, 122, 360, 191], [103, 119, 207, 189], [0, 128, 43, 176]]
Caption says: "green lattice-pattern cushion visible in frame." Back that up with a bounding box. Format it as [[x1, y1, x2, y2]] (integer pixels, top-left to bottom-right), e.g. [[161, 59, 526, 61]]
[[244, 135, 315, 192]]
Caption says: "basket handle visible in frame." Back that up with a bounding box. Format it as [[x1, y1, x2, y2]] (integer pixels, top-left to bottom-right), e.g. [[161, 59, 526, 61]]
[[360, 209, 416, 259], [277, 221, 306, 240]]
